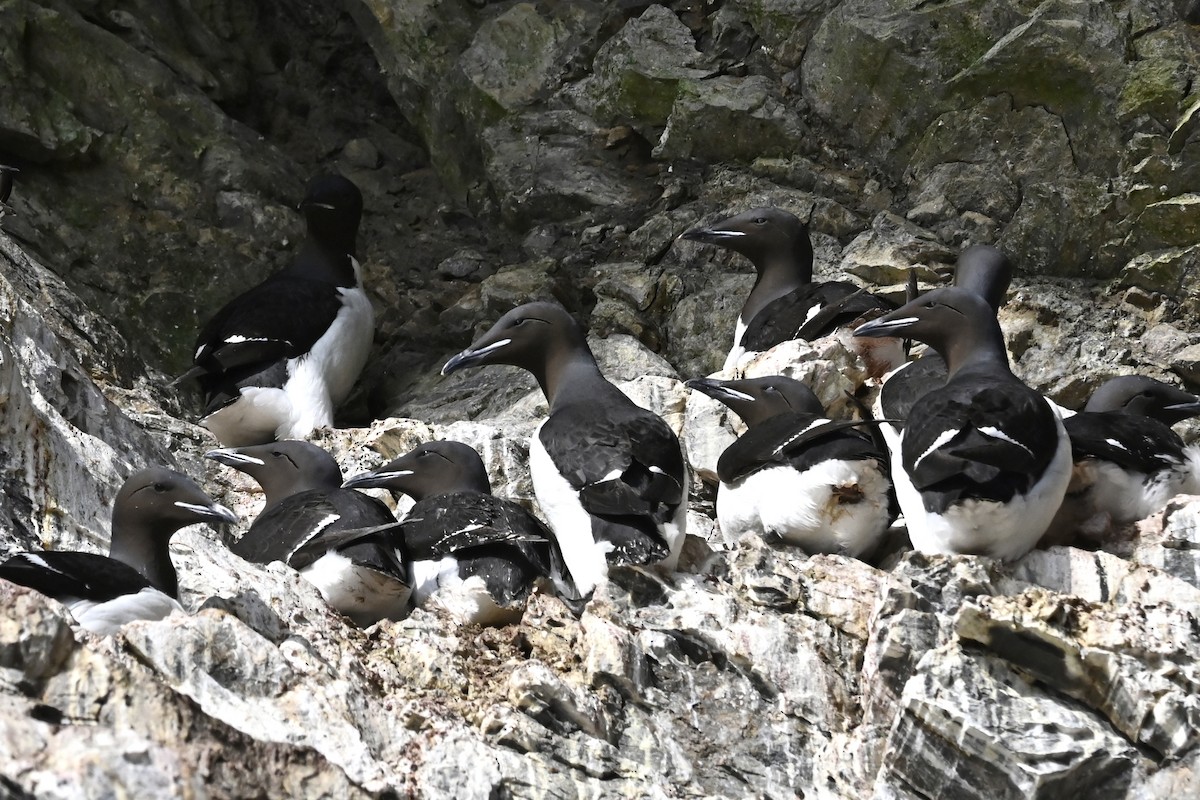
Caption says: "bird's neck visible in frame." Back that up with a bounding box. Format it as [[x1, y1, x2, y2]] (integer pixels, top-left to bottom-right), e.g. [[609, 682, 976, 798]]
[[744, 253, 814, 323], [289, 239, 359, 287], [536, 345, 613, 411], [108, 517, 178, 597], [941, 323, 1013, 381]]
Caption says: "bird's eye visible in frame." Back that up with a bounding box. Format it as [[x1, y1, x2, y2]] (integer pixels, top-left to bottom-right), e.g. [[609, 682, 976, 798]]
[[153, 483, 167, 493], [272, 450, 284, 458], [418, 450, 432, 457], [754, 217, 767, 225]]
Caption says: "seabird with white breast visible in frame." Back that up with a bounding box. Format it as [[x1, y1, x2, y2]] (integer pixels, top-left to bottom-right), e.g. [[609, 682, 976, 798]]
[[179, 174, 374, 446], [678, 207, 899, 375], [207, 440, 409, 625], [686, 375, 893, 558], [853, 287, 1072, 559], [343, 440, 576, 625], [441, 302, 688, 597], [0, 467, 237, 635], [1055, 375, 1200, 535]]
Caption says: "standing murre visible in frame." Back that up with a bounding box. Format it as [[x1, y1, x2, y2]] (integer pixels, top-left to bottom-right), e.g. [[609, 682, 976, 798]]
[[178, 174, 374, 447], [686, 375, 894, 558], [0, 467, 237, 635], [1053, 375, 1200, 537], [206, 440, 409, 626], [343, 440, 579, 625], [853, 287, 1072, 560], [678, 207, 899, 375], [441, 301, 688, 598]]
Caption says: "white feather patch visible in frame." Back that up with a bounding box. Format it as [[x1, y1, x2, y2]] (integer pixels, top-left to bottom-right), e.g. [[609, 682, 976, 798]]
[[913, 428, 960, 470], [978, 426, 1033, 456]]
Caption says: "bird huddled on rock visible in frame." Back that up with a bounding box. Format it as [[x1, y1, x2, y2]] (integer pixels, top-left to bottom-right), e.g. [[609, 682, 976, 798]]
[[1052, 375, 1200, 538], [679, 207, 900, 376], [0, 467, 237, 635], [343, 440, 577, 625], [854, 287, 1072, 560], [178, 174, 374, 447], [207, 440, 409, 626], [686, 375, 893, 558], [442, 301, 688, 598]]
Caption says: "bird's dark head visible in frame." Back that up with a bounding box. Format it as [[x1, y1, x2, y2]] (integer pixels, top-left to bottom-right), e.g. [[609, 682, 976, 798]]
[[441, 301, 584, 379], [343, 440, 491, 500], [953, 245, 1014, 312], [853, 286, 1002, 375], [686, 374, 824, 428], [1084, 375, 1200, 424], [206, 440, 343, 503], [114, 466, 238, 535], [679, 207, 812, 279], [299, 174, 362, 251]]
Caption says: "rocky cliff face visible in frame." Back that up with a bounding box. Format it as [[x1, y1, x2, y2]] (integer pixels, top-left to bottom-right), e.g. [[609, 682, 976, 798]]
[[2, 1, 1200, 798]]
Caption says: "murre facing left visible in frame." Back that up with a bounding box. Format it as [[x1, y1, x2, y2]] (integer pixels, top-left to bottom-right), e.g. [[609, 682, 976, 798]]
[[442, 302, 688, 598], [686, 375, 893, 558], [343, 440, 577, 625], [854, 287, 1072, 560], [679, 207, 898, 375], [876, 244, 1015, 427], [179, 174, 374, 446], [207, 440, 409, 626], [0, 467, 237, 635]]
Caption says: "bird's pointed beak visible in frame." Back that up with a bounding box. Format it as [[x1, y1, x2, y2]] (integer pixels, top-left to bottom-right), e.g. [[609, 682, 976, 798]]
[[174, 500, 239, 526], [342, 469, 414, 489], [678, 224, 744, 245], [853, 315, 919, 339], [441, 337, 512, 376], [204, 448, 264, 468], [684, 377, 754, 404]]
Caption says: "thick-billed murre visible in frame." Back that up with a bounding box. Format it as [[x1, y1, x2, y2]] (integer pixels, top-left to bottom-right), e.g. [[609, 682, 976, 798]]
[[179, 174, 374, 446], [854, 287, 1072, 559], [441, 302, 688, 597], [0, 467, 237, 634]]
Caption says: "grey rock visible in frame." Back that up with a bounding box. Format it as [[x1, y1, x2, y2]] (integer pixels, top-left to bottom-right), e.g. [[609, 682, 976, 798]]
[[654, 74, 811, 162], [569, 5, 713, 135], [481, 110, 652, 228]]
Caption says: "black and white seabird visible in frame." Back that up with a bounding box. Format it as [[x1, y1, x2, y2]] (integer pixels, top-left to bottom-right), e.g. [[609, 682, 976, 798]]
[[1056, 376, 1200, 533], [685, 375, 893, 558], [853, 287, 1072, 560], [207, 440, 409, 625], [179, 174, 374, 447], [876, 244, 1015, 427], [343, 440, 575, 625], [0, 164, 17, 218], [441, 302, 688, 597], [678, 207, 899, 375], [0, 467, 237, 635]]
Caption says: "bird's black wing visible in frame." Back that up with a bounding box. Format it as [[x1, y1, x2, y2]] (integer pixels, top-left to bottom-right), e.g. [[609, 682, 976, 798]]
[[717, 413, 885, 483], [902, 377, 1061, 511], [184, 273, 347, 406], [879, 354, 949, 426], [232, 488, 393, 565], [741, 282, 859, 350], [0, 552, 156, 603], [1064, 412, 1184, 473], [795, 288, 895, 340]]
